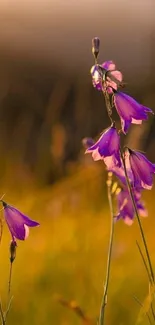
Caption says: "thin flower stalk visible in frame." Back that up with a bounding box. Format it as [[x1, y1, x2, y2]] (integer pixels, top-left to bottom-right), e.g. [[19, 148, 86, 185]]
[[3, 296, 13, 325], [99, 172, 115, 325], [136, 241, 152, 285], [0, 301, 5, 325], [8, 263, 13, 297], [103, 91, 113, 124]]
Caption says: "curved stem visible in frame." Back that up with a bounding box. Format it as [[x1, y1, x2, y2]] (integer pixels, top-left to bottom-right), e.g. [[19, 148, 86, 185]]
[[8, 263, 13, 297], [0, 301, 5, 325], [120, 149, 154, 284], [99, 173, 114, 325], [136, 241, 153, 285]]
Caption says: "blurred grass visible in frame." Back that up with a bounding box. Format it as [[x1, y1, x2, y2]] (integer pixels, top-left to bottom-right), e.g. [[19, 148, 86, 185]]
[[0, 163, 155, 325]]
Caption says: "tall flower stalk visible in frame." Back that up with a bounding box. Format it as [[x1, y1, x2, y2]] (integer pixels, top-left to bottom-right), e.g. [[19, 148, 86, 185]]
[[99, 172, 114, 325], [85, 37, 155, 324]]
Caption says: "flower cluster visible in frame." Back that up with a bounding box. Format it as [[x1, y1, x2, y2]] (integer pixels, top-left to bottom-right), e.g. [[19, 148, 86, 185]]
[[85, 40, 154, 225]]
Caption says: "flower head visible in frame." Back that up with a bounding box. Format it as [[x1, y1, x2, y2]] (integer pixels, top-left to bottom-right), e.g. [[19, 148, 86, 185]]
[[126, 149, 155, 190], [114, 91, 153, 134], [90, 61, 123, 92], [85, 123, 121, 169], [2, 201, 39, 241], [115, 189, 147, 225]]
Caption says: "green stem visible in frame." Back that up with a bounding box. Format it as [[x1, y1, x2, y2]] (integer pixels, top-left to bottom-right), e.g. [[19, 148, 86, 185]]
[[136, 241, 153, 285], [99, 173, 114, 325], [4, 296, 13, 323], [0, 301, 5, 325], [136, 242, 155, 320], [8, 263, 13, 296], [120, 149, 154, 284], [150, 303, 155, 322], [103, 91, 113, 124]]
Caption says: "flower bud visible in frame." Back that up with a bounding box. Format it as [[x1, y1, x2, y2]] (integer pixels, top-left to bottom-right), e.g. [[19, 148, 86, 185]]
[[92, 37, 100, 60], [82, 138, 95, 149], [10, 240, 17, 263]]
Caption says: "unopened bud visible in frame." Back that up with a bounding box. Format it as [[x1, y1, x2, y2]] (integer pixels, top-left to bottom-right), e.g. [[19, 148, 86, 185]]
[[82, 137, 95, 149], [92, 37, 100, 60], [10, 240, 17, 263]]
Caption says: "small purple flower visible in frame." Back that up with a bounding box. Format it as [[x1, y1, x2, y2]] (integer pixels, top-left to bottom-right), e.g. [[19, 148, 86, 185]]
[[85, 124, 121, 169], [90, 61, 123, 92], [82, 137, 95, 149], [115, 189, 147, 225], [2, 201, 39, 241], [126, 148, 155, 190], [114, 91, 153, 134]]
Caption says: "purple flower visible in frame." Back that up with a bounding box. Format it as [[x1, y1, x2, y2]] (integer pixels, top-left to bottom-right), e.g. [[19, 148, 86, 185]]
[[2, 201, 39, 241], [126, 148, 155, 190], [90, 61, 123, 92], [115, 189, 147, 225], [85, 124, 121, 169], [114, 91, 153, 134]]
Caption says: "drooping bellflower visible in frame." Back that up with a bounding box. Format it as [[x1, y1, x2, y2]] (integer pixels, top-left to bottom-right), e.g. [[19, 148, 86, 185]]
[[115, 189, 147, 225], [114, 91, 153, 134], [85, 124, 121, 169], [126, 148, 155, 190], [1, 201, 39, 241]]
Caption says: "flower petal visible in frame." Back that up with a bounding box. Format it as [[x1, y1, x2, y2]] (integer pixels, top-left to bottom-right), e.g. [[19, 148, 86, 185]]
[[24, 225, 29, 239], [3, 203, 39, 241], [124, 217, 133, 226], [102, 61, 116, 71], [114, 92, 153, 133], [92, 149, 102, 161], [129, 151, 155, 189], [86, 126, 121, 167]]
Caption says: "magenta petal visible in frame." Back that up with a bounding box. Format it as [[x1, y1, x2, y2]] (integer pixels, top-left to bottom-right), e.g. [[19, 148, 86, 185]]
[[86, 125, 121, 167], [110, 70, 123, 82], [114, 92, 153, 134], [128, 150, 155, 190], [90, 65, 103, 91], [115, 188, 145, 225], [102, 61, 116, 71], [3, 202, 39, 241]]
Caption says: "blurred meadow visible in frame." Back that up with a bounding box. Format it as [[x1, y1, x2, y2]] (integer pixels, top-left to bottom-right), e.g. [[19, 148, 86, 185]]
[[1, 165, 155, 325], [0, 0, 155, 324]]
